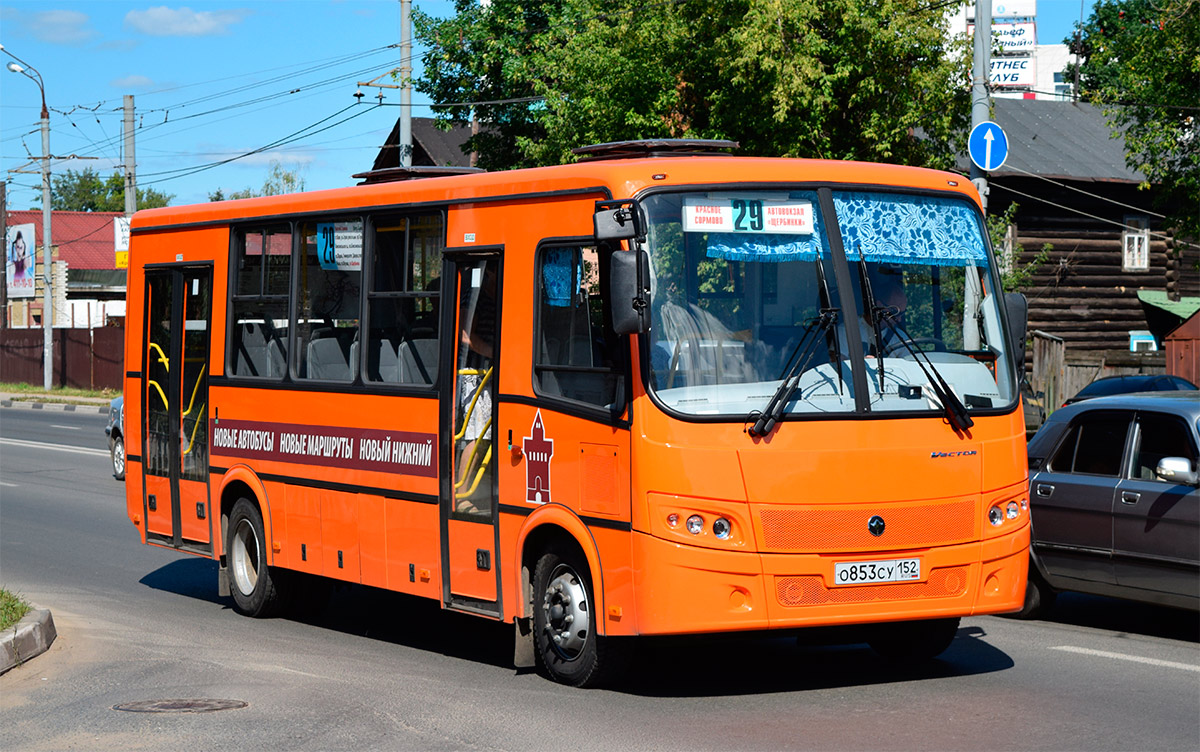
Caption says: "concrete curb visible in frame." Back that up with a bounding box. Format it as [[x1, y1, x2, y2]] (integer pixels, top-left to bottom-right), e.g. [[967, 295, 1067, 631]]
[[0, 399, 108, 413], [1, 606, 57, 675]]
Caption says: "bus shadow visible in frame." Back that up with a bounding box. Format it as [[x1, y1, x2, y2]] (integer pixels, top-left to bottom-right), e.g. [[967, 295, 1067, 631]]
[[139, 557, 226, 605], [139, 559, 1016, 693], [618, 624, 1013, 697], [139, 558, 515, 670]]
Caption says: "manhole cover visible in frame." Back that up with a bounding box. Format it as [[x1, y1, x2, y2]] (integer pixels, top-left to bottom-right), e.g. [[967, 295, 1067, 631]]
[[113, 699, 248, 713]]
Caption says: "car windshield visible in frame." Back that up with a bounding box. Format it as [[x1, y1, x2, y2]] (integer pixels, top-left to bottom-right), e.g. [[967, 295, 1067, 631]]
[[642, 189, 1017, 420]]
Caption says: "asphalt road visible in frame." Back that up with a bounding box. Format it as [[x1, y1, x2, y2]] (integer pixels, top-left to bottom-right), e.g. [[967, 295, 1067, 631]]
[[1, 406, 1198, 751]]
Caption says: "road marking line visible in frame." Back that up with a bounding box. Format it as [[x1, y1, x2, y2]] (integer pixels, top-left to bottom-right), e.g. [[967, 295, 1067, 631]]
[[0, 437, 110, 457], [50, 424, 83, 430], [0, 481, 17, 487], [1051, 645, 1200, 673]]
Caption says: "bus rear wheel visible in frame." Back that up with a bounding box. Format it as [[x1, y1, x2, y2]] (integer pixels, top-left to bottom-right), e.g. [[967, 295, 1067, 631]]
[[868, 617, 960, 661], [227, 497, 289, 618], [532, 545, 627, 687]]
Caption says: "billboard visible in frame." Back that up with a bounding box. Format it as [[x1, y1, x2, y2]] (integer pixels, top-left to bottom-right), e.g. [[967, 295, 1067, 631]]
[[6, 222, 37, 299], [991, 56, 1037, 87]]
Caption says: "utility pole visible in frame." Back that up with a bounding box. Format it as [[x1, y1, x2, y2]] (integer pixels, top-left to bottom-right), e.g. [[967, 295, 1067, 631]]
[[124, 95, 137, 216], [399, 0, 413, 168], [970, 0, 993, 212]]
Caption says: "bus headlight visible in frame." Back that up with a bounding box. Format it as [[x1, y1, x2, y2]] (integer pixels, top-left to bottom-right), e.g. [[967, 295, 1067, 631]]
[[686, 515, 704, 535], [666, 513, 679, 528], [1006, 501, 1020, 520], [713, 517, 732, 539], [988, 505, 1004, 526]]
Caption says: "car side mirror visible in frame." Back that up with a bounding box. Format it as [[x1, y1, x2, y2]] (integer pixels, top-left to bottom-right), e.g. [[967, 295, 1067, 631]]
[[609, 249, 650, 335], [1156, 457, 1199, 486], [1004, 291, 1028, 377]]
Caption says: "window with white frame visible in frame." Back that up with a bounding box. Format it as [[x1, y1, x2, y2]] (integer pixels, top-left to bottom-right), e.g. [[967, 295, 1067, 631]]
[[1122, 216, 1150, 272]]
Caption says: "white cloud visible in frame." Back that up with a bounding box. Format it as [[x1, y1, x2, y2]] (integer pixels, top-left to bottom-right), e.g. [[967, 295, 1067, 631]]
[[26, 9, 98, 45], [124, 6, 249, 37], [110, 74, 156, 90]]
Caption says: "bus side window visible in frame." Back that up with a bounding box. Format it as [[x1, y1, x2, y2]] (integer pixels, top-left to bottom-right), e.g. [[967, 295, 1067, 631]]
[[366, 212, 445, 386], [295, 219, 363, 382], [534, 245, 625, 411], [230, 225, 291, 379]]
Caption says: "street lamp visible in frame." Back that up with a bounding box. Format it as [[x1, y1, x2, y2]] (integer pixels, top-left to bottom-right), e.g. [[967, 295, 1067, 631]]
[[1, 44, 54, 391]]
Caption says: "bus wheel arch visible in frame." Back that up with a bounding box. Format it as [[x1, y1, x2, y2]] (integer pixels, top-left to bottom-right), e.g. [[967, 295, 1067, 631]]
[[515, 509, 604, 626], [516, 510, 629, 687]]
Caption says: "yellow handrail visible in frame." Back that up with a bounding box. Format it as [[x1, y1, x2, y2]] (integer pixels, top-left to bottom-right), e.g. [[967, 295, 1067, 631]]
[[455, 439, 493, 500], [181, 367, 205, 419], [452, 366, 493, 441], [147, 379, 169, 410], [182, 403, 205, 457], [148, 342, 170, 371]]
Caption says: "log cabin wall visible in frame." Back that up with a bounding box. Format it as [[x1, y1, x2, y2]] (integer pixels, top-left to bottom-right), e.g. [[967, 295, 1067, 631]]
[[990, 176, 1194, 353]]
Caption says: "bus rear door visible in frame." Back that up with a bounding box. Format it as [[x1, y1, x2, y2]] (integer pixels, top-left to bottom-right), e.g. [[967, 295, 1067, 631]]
[[141, 265, 213, 552]]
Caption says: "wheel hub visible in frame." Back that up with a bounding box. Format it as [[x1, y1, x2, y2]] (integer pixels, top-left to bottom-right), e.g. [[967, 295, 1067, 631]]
[[230, 519, 260, 596], [541, 565, 589, 658]]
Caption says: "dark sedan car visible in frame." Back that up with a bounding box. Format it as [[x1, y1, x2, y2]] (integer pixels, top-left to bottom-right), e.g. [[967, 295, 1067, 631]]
[[105, 395, 125, 480], [1063, 373, 1196, 406], [1017, 392, 1199, 617]]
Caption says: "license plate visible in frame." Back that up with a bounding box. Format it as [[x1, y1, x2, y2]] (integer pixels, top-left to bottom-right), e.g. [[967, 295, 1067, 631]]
[[833, 558, 921, 586]]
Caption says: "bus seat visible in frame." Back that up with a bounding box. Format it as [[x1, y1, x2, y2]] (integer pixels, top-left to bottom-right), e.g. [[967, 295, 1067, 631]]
[[234, 322, 283, 378], [373, 337, 401, 383], [307, 337, 353, 381], [398, 338, 438, 384]]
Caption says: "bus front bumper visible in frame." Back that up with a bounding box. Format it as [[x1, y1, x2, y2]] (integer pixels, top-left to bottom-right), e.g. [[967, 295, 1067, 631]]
[[629, 524, 1029, 635]]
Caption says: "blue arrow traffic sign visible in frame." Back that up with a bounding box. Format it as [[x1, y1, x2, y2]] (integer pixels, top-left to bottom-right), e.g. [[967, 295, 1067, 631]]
[[968, 121, 1009, 172]]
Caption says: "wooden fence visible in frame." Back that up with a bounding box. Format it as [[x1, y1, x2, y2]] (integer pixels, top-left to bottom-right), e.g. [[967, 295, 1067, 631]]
[[0, 327, 124, 391]]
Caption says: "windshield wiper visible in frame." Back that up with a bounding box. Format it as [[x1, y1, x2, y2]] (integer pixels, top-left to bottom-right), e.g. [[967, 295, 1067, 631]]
[[856, 257, 888, 391], [749, 307, 837, 437], [857, 258, 973, 432]]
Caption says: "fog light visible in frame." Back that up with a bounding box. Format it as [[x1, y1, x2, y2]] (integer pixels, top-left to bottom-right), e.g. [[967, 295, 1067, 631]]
[[988, 505, 1003, 526], [713, 517, 732, 539], [667, 513, 679, 528], [686, 515, 704, 535], [1006, 501, 1020, 520]]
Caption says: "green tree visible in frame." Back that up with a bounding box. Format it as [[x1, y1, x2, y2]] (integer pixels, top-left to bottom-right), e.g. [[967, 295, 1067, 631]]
[[415, 0, 971, 170], [1068, 0, 1200, 240], [209, 160, 307, 201], [47, 168, 172, 211]]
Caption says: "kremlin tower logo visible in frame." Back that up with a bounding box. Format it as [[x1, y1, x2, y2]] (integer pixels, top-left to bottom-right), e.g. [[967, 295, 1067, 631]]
[[523, 410, 554, 504]]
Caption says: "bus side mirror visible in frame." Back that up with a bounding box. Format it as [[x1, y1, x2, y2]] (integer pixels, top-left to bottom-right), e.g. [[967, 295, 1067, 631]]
[[1004, 291, 1028, 376], [610, 249, 650, 335], [594, 199, 644, 242]]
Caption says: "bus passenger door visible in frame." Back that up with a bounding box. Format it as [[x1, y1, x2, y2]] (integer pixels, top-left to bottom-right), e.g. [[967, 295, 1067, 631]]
[[142, 266, 213, 552], [440, 253, 502, 615]]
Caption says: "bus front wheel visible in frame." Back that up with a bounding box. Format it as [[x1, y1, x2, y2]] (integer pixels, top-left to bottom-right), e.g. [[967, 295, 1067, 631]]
[[227, 497, 289, 618], [868, 617, 960, 661], [532, 545, 627, 687]]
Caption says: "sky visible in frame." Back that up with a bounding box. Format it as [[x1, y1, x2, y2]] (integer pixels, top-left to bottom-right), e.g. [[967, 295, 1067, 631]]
[[1, 1, 1097, 213]]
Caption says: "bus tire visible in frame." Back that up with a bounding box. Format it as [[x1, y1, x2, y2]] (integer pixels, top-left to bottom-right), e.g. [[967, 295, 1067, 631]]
[[227, 497, 289, 618], [868, 617, 960, 662], [532, 545, 627, 687]]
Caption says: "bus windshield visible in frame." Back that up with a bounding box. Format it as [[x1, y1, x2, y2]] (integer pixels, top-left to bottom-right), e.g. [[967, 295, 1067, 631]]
[[643, 189, 1017, 420]]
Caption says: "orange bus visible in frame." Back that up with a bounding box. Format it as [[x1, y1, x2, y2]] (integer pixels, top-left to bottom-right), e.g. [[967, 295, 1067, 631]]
[[123, 140, 1030, 686]]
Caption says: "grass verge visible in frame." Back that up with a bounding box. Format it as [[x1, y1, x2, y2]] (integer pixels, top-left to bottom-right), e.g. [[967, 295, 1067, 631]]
[[0, 382, 116, 401], [1, 588, 32, 630]]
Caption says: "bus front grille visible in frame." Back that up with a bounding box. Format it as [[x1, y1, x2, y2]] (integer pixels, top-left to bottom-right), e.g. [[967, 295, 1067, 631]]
[[759, 499, 975, 553], [774, 566, 968, 607]]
